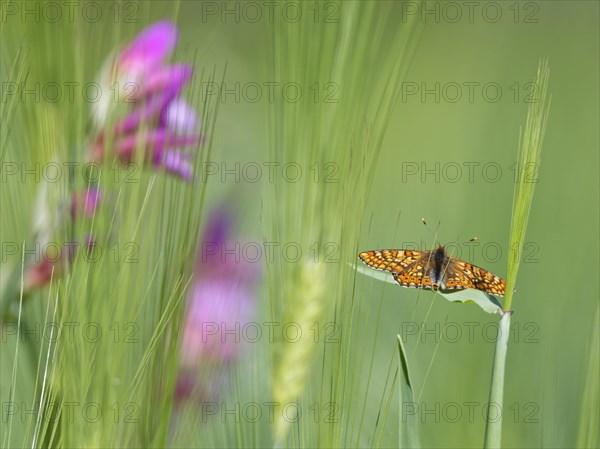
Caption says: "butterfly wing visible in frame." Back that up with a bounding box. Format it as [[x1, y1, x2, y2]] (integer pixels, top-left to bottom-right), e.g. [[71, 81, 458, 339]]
[[393, 267, 434, 290], [444, 258, 506, 296], [359, 249, 425, 273]]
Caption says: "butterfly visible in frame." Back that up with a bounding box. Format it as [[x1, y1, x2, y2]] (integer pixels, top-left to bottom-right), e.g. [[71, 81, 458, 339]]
[[358, 246, 506, 296]]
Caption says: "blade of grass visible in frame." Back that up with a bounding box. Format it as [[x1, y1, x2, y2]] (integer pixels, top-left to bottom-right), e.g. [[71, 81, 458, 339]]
[[576, 305, 599, 448], [484, 59, 551, 449], [397, 335, 420, 448], [483, 310, 511, 448], [504, 59, 551, 313]]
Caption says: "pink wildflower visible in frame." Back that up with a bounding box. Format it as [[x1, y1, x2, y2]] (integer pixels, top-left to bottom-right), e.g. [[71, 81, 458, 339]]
[[89, 21, 201, 179]]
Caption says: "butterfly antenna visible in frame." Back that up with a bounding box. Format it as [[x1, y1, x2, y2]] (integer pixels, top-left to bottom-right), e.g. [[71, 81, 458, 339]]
[[440, 235, 480, 285], [421, 218, 442, 248], [434, 220, 442, 246], [444, 234, 478, 262]]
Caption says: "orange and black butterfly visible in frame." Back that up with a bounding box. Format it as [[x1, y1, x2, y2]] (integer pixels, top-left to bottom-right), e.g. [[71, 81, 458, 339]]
[[358, 246, 506, 297]]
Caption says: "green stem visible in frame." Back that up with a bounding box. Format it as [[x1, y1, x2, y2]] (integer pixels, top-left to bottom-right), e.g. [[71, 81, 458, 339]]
[[483, 311, 511, 448]]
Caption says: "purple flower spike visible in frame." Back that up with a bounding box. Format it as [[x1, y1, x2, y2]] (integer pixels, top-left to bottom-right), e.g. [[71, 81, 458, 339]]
[[114, 129, 200, 160], [160, 150, 194, 180], [181, 280, 255, 364], [163, 99, 199, 135], [113, 87, 180, 136], [118, 21, 178, 75], [138, 64, 193, 99], [89, 21, 202, 180], [201, 207, 232, 251], [176, 205, 262, 403]]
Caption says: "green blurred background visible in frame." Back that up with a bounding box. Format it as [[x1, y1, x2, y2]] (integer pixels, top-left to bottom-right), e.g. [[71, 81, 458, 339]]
[[182, 3, 600, 445], [197, 1, 598, 447], [1, 1, 598, 448]]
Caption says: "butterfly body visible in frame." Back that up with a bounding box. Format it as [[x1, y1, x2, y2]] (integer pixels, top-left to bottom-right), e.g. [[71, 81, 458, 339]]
[[359, 245, 506, 296], [430, 245, 447, 287]]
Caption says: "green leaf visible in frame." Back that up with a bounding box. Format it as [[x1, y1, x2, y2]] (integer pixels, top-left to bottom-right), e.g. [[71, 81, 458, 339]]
[[353, 263, 502, 314]]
